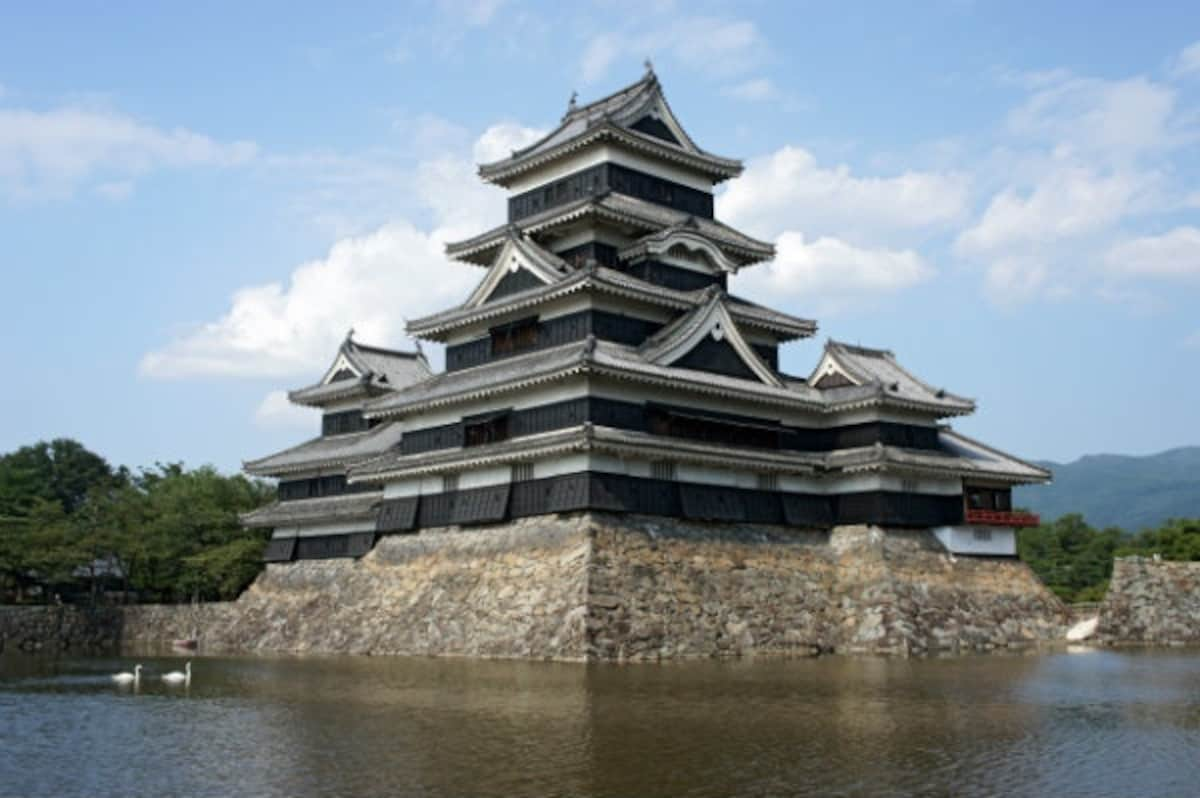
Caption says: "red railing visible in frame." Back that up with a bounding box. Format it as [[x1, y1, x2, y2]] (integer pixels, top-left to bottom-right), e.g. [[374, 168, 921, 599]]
[[966, 509, 1041, 528]]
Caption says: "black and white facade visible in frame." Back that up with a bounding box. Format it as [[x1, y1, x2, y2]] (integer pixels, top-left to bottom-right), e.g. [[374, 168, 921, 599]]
[[246, 67, 1049, 561], [241, 335, 431, 562]]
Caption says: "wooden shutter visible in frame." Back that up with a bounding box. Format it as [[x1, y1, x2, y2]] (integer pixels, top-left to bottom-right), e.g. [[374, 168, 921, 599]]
[[263, 537, 297, 563], [451, 484, 511, 525], [376, 497, 419, 534]]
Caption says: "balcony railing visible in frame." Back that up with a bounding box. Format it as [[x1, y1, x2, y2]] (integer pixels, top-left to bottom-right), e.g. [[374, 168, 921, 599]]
[[965, 509, 1041, 528]]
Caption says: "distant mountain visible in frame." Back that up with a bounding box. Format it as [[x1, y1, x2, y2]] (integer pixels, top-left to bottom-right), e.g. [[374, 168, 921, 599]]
[[1015, 447, 1200, 532]]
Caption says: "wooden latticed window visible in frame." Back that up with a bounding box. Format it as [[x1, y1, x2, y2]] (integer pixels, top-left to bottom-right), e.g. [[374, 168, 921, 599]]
[[463, 410, 511, 448], [756, 473, 779, 491], [651, 460, 676, 481], [490, 317, 539, 356], [511, 462, 535, 483], [442, 473, 459, 493], [965, 486, 1012, 511]]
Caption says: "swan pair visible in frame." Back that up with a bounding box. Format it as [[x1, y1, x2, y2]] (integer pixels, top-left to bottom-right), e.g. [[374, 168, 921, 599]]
[[111, 661, 192, 686]]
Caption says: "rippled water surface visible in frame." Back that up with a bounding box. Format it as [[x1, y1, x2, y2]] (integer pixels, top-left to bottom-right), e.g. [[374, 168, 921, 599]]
[[2, 649, 1199, 797]]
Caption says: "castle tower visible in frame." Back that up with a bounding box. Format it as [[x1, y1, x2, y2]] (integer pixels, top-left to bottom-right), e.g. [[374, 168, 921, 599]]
[[248, 67, 1049, 562]]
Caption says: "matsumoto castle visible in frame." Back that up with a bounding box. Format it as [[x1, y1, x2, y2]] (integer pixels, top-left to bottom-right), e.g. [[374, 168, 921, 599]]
[[243, 67, 1049, 563]]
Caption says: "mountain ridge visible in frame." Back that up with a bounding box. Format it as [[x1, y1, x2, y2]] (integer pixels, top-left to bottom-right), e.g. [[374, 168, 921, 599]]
[[1014, 446, 1200, 532]]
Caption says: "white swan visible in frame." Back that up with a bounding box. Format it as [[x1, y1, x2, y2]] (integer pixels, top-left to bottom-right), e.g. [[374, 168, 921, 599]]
[[161, 661, 191, 686], [111, 664, 142, 685]]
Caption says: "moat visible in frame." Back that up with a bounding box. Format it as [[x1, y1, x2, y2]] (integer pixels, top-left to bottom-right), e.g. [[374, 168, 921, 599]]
[[2, 649, 1198, 798]]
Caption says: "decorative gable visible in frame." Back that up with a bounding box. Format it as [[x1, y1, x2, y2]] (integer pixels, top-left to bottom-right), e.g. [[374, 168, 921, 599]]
[[641, 293, 783, 387], [321, 352, 362, 385], [620, 226, 741, 275], [464, 234, 566, 309], [810, 350, 860, 390]]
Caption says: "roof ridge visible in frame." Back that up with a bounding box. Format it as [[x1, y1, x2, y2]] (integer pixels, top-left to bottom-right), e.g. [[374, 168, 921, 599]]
[[827, 339, 894, 358], [562, 69, 656, 122]]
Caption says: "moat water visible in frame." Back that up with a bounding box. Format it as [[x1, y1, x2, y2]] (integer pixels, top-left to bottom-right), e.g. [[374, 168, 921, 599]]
[[1, 649, 1198, 797]]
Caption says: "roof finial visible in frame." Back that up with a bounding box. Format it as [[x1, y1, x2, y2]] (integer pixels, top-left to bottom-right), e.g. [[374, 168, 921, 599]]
[[346, 326, 356, 342], [568, 90, 578, 111], [643, 57, 654, 75]]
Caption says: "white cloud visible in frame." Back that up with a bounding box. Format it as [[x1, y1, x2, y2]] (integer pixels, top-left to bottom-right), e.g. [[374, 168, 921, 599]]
[[0, 105, 256, 202], [1007, 75, 1177, 164], [254, 390, 317, 430], [140, 221, 473, 379], [472, 121, 545, 163], [581, 35, 622, 85], [579, 16, 766, 84], [955, 167, 1149, 255], [722, 78, 776, 102], [1107, 226, 1200, 280], [956, 68, 1193, 302], [140, 123, 544, 380], [94, 180, 134, 200], [1170, 40, 1200, 78], [718, 146, 969, 242], [436, 0, 506, 26], [734, 232, 933, 315]]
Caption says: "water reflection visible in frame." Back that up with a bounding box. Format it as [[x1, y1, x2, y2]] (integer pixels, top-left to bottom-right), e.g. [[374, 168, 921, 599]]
[[2, 650, 1199, 797]]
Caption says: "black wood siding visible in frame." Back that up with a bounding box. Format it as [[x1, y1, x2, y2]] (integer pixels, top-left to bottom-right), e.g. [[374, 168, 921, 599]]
[[377, 497, 419, 533], [556, 242, 620, 268], [507, 163, 713, 222], [263, 537, 296, 562], [398, 397, 946, 458], [672, 336, 760, 381], [266, 474, 967, 560], [278, 475, 374, 502], [618, 259, 726, 291], [444, 309, 664, 372], [630, 115, 681, 145], [486, 268, 544, 302], [322, 410, 372, 436]]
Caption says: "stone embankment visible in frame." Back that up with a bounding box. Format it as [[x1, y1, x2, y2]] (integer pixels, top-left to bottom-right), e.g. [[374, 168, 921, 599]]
[[1097, 556, 1200, 646], [0, 606, 123, 653], [3, 513, 1074, 660]]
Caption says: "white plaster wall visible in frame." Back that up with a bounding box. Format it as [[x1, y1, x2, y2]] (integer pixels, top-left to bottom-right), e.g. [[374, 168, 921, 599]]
[[272, 520, 378, 539], [932, 526, 1017, 556]]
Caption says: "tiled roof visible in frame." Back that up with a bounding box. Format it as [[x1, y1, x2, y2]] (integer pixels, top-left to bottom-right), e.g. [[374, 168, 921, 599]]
[[812, 340, 975, 415], [405, 264, 815, 341], [365, 338, 974, 420], [936, 428, 1052, 482], [240, 492, 382, 528], [444, 193, 774, 266], [243, 422, 406, 477], [352, 423, 1047, 487], [289, 335, 432, 407], [477, 69, 742, 186], [353, 424, 826, 482]]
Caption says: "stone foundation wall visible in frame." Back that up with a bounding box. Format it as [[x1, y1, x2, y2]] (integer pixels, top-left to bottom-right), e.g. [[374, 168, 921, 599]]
[[0, 606, 123, 653], [587, 516, 1068, 659], [123, 515, 591, 659], [4, 513, 1073, 660], [1097, 557, 1200, 645]]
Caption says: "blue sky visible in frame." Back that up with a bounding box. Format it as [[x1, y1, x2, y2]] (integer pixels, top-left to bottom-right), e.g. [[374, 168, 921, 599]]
[[2, 1, 1199, 473]]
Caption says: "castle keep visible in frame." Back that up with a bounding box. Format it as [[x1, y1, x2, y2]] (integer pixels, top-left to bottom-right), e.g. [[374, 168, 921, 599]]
[[246, 67, 1048, 558], [233, 69, 1064, 659]]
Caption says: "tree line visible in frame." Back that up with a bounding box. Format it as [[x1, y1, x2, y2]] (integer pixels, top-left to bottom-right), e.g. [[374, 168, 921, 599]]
[[1018, 514, 1200, 603], [2, 438, 1196, 607], [0, 439, 273, 604]]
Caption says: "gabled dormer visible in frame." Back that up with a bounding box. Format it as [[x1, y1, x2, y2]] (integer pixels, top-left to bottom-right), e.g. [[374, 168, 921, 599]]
[[640, 290, 783, 386], [462, 231, 571, 308], [288, 332, 432, 409], [809, 341, 975, 414], [478, 65, 743, 189]]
